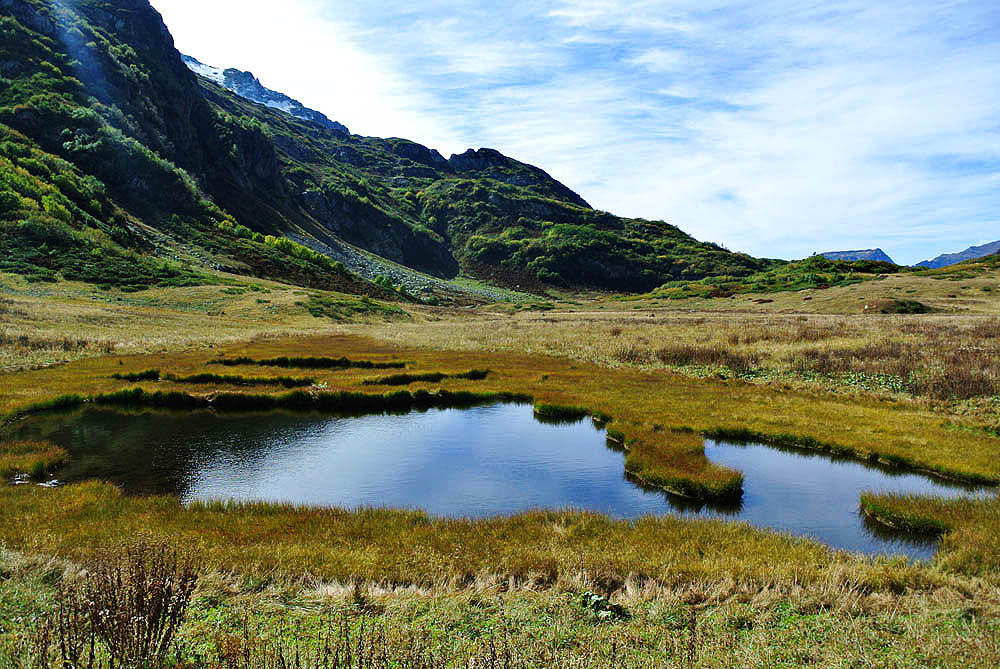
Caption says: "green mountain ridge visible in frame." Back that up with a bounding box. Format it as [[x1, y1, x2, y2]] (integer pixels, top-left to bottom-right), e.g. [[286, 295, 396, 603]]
[[0, 0, 775, 296]]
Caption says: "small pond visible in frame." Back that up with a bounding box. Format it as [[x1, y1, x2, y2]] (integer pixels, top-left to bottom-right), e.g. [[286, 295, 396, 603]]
[[3, 403, 989, 559]]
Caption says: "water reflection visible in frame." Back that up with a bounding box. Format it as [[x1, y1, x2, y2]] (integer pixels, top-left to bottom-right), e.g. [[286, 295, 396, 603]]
[[3, 404, 991, 559]]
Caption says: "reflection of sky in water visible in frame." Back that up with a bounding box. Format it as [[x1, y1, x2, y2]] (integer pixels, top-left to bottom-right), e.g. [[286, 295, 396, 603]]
[[183, 405, 664, 517], [6, 405, 993, 559]]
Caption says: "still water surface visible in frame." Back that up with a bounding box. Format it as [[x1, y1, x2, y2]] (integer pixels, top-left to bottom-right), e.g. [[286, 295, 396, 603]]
[[4, 403, 989, 559]]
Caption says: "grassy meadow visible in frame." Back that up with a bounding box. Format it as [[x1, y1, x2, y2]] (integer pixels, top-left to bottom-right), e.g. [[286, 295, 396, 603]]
[[1, 267, 1000, 666]]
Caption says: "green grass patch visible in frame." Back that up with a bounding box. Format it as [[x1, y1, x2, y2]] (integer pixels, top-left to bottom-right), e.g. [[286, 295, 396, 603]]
[[162, 373, 316, 388], [299, 294, 405, 320], [362, 369, 491, 386], [208, 356, 406, 370], [633, 254, 897, 300], [533, 404, 591, 422], [111, 368, 160, 382], [877, 299, 930, 314]]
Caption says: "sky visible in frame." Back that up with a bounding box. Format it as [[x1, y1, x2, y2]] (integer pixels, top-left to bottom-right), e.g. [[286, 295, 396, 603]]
[[150, 0, 1000, 264]]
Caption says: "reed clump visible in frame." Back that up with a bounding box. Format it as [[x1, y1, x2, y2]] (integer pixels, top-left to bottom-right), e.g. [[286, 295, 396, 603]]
[[532, 404, 590, 422], [362, 369, 490, 386], [163, 373, 317, 388], [651, 344, 762, 375], [209, 356, 406, 370], [0, 330, 116, 355], [111, 368, 161, 382]]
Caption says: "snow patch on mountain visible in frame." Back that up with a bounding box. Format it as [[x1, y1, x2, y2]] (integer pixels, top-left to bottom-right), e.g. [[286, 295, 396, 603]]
[[183, 57, 225, 86], [181, 55, 349, 135]]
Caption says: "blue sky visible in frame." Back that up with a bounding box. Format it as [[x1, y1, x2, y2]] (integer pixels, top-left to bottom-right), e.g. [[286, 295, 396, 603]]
[[152, 0, 1000, 264]]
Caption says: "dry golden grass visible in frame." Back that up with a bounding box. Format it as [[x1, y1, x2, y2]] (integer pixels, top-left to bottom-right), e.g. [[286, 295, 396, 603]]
[[0, 480, 973, 594], [0, 441, 68, 485], [2, 546, 998, 668], [355, 310, 1000, 413], [2, 272, 1000, 663], [614, 266, 1000, 315], [3, 334, 999, 488], [0, 273, 408, 372], [0, 441, 67, 479]]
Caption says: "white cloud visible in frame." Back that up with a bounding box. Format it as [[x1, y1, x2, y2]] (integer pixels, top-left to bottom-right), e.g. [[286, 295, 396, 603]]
[[150, 0, 1000, 264], [150, 0, 472, 152], [629, 48, 688, 72]]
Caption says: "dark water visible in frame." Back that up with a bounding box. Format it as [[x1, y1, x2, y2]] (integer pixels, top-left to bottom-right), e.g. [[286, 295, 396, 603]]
[[3, 404, 989, 559]]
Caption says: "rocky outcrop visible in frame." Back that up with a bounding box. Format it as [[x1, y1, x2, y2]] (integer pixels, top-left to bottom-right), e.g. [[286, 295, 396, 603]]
[[449, 148, 590, 208], [448, 148, 508, 172], [388, 139, 450, 170], [821, 249, 896, 264]]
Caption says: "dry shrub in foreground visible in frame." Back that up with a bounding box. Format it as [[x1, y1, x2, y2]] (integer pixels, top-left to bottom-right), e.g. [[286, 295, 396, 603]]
[[37, 539, 199, 668]]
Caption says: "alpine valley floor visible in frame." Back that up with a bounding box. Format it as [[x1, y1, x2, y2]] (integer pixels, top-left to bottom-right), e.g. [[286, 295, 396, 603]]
[[1, 269, 999, 667]]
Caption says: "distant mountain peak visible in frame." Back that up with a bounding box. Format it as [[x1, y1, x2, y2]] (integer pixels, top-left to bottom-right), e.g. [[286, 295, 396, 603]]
[[820, 249, 895, 264], [916, 240, 1000, 269], [181, 55, 349, 135]]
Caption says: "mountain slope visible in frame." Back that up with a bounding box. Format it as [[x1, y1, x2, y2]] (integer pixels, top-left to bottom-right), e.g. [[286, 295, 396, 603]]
[[916, 240, 1000, 269], [0, 0, 776, 294], [821, 249, 895, 264], [181, 55, 350, 135]]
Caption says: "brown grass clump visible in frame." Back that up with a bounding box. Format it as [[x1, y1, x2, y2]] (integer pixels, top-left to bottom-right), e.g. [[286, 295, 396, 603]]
[[0, 441, 67, 479]]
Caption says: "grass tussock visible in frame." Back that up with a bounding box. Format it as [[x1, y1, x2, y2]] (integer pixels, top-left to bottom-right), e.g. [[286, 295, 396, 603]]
[[362, 369, 491, 386], [111, 368, 161, 382], [0, 441, 67, 480], [209, 356, 406, 370], [623, 429, 743, 500], [163, 373, 317, 389], [860, 493, 1000, 577]]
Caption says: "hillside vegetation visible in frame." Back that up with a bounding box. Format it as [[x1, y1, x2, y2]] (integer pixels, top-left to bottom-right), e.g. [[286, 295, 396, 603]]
[[0, 0, 775, 295]]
